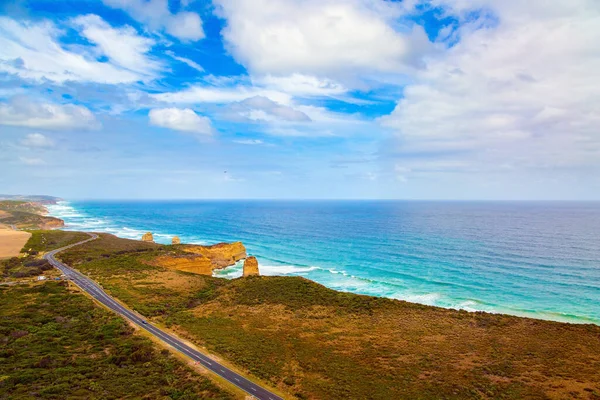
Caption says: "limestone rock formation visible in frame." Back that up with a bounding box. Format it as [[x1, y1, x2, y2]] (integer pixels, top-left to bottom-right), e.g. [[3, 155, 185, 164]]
[[181, 242, 247, 268], [141, 232, 154, 242], [172, 236, 181, 245], [243, 256, 259, 277], [153, 255, 213, 275], [152, 241, 248, 276]]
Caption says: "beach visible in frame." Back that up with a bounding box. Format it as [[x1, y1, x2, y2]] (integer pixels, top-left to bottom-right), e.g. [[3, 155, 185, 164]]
[[0, 223, 31, 259]]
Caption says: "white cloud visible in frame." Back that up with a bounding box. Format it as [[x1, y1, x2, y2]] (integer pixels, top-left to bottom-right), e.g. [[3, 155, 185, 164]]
[[254, 74, 347, 97], [0, 97, 98, 130], [72, 14, 162, 76], [0, 16, 157, 84], [233, 139, 264, 145], [102, 0, 204, 41], [21, 133, 55, 149], [228, 96, 311, 122], [214, 0, 432, 78], [152, 84, 292, 106], [149, 108, 213, 135], [19, 157, 46, 166], [165, 50, 204, 72], [381, 0, 600, 172]]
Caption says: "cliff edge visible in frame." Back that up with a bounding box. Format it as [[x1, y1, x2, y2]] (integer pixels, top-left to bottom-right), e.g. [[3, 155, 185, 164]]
[[152, 241, 247, 276], [0, 200, 64, 229]]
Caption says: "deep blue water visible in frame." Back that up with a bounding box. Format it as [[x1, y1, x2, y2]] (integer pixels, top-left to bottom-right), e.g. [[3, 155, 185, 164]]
[[47, 200, 600, 324]]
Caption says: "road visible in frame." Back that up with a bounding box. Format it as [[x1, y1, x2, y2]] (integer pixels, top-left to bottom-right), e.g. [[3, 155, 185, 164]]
[[44, 233, 283, 400]]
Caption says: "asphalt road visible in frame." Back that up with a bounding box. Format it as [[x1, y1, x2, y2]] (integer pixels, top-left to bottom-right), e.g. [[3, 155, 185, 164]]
[[44, 233, 283, 400]]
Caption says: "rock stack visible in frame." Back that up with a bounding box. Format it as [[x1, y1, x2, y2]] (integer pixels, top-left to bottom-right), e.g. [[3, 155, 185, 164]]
[[172, 236, 181, 245], [141, 232, 154, 242], [243, 256, 259, 277]]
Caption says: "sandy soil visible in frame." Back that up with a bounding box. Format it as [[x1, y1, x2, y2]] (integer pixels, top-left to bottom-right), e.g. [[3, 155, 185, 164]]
[[0, 224, 31, 259]]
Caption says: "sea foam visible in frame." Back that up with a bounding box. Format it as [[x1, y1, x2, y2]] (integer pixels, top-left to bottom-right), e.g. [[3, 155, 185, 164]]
[[46, 200, 600, 325]]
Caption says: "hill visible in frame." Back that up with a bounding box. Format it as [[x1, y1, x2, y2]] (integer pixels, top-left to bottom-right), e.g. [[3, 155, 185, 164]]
[[0, 200, 64, 230], [54, 232, 600, 400], [0, 195, 61, 204], [0, 281, 234, 399]]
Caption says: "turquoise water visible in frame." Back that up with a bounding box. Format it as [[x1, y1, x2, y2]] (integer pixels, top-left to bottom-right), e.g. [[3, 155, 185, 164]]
[[47, 200, 600, 324]]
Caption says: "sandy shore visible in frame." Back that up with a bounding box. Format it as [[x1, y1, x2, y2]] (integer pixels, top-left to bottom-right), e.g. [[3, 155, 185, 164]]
[[0, 224, 31, 259]]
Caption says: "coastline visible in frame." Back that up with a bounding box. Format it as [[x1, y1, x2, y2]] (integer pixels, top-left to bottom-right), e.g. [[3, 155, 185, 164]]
[[46, 200, 600, 326]]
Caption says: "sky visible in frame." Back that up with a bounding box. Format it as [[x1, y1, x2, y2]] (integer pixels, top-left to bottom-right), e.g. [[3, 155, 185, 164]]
[[0, 0, 599, 200]]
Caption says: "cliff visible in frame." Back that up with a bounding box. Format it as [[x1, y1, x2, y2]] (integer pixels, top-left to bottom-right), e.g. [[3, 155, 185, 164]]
[[153, 254, 214, 275], [38, 217, 65, 229], [243, 256, 259, 276], [141, 232, 154, 242], [45, 230, 600, 400], [181, 242, 247, 268], [153, 241, 247, 276], [0, 200, 64, 229]]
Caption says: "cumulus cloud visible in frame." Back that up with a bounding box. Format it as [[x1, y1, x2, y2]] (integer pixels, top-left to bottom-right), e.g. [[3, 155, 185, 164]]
[[149, 108, 213, 136], [214, 0, 432, 78], [381, 0, 600, 172], [103, 0, 204, 41], [21, 133, 55, 149], [0, 16, 158, 84], [0, 97, 98, 130]]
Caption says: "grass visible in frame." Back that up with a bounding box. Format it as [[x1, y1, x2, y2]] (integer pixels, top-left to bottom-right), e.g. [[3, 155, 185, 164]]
[[0, 281, 234, 400], [22, 230, 91, 253], [0, 200, 45, 214], [0, 201, 63, 230], [57, 233, 600, 400], [1, 231, 94, 281]]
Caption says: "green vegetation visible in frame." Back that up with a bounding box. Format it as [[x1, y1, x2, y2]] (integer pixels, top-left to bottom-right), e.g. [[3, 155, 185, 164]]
[[22, 230, 91, 253], [0, 281, 234, 399], [0, 195, 60, 204], [0, 200, 45, 214], [60, 234, 600, 400], [1, 231, 92, 281], [1, 256, 53, 280], [0, 201, 63, 229]]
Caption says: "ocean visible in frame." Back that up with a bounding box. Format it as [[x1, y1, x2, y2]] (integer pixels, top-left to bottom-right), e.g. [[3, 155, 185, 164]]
[[47, 200, 600, 325]]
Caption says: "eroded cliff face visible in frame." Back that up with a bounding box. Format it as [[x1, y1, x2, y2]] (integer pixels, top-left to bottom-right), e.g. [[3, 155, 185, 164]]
[[141, 232, 154, 242], [39, 217, 65, 229], [243, 256, 259, 276], [153, 254, 214, 275], [171, 236, 181, 245], [152, 241, 247, 276], [181, 242, 247, 268]]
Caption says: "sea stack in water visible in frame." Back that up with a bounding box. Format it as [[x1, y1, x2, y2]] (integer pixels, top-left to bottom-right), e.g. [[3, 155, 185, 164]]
[[243, 256, 259, 277], [141, 232, 154, 242], [172, 236, 181, 245]]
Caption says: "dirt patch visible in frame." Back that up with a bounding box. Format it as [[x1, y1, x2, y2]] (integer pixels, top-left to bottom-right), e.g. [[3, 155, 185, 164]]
[[0, 224, 31, 259]]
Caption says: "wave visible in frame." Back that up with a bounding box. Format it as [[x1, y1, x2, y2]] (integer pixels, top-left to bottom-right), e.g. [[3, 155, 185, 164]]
[[213, 261, 599, 324], [47, 201, 175, 244], [47, 200, 600, 325]]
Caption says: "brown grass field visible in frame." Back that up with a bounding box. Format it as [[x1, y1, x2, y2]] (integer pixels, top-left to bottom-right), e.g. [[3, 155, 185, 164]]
[[0, 224, 31, 259]]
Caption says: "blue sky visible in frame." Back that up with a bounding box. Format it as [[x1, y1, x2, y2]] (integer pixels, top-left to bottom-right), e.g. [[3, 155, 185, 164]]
[[1, 0, 599, 200]]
